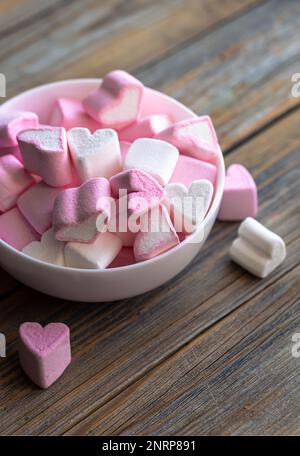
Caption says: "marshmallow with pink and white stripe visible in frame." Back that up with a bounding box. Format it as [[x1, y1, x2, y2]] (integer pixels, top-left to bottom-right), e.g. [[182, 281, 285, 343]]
[[118, 115, 171, 142], [17, 127, 73, 187], [0, 155, 34, 212], [53, 178, 111, 243], [0, 111, 38, 147], [156, 116, 219, 163], [134, 205, 179, 262], [68, 128, 122, 182], [50, 98, 100, 132], [83, 70, 144, 129]]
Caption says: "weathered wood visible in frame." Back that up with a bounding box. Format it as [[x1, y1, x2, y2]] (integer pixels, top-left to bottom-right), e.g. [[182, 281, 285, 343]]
[[137, 0, 300, 150], [70, 264, 300, 436], [0, 104, 298, 435], [0, 1, 67, 35], [0, 0, 261, 95], [0, 271, 19, 299], [0, 0, 299, 437]]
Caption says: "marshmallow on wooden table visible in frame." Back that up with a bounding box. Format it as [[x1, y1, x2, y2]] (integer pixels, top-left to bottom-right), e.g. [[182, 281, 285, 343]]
[[156, 116, 219, 163], [164, 180, 213, 234], [19, 322, 71, 389], [50, 97, 100, 132], [124, 138, 179, 186], [0, 111, 38, 147], [134, 205, 179, 262], [22, 228, 65, 266], [0, 207, 39, 250], [218, 164, 257, 221], [68, 128, 122, 182], [118, 115, 172, 142], [53, 178, 111, 243], [17, 127, 73, 187], [65, 232, 122, 269], [18, 182, 63, 235], [170, 154, 217, 187], [83, 70, 144, 129], [0, 155, 34, 212], [230, 217, 286, 278], [120, 141, 131, 162], [108, 247, 135, 268]]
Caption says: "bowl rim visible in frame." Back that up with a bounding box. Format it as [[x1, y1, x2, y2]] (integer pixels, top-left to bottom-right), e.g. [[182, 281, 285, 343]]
[[0, 78, 225, 273]]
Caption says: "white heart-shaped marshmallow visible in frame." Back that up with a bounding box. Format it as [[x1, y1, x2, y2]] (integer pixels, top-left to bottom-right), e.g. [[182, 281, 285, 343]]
[[164, 179, 213, 233], [177, 120, 214, 144], [68, 128, 122, 182], [64, 232, 122, 269], [230, 217, 286, 278], [22, 228, 65, 266]]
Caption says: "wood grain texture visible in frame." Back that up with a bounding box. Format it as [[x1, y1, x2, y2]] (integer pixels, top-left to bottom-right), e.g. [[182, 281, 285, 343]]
[[0, 0, 261, 95], [1, 104, 299, 436], [0, 0, 299, 436], [67, 264, 300, 436], [137, 0, 300, 149]]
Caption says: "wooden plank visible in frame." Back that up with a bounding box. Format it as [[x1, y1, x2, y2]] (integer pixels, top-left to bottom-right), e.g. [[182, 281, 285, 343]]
[[67, 263, 300, 436], [0, 105, 299, 435], [0, 0, 68, 35], [0, 0, 262, 97], [136, 0, 300, 150], [0, 271, 19, 299]]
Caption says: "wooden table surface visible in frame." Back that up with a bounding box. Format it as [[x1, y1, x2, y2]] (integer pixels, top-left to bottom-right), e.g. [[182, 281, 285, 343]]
[[0, 0, 299, 436]]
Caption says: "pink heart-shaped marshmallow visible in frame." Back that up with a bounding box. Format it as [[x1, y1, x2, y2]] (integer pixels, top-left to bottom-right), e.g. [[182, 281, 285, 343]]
[[17, 127, 73, 187], [53, 177, 111, 242], [19, 322, 71, 389], [218, 164, 257, 221]]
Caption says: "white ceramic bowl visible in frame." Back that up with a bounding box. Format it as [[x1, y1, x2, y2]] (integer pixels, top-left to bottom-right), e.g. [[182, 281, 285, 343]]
[[0, 79, 225, 302]]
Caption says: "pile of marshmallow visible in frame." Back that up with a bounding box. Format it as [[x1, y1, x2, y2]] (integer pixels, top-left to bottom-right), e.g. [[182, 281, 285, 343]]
[[0, 69, 286, 277], [0, 70, 220, 269]]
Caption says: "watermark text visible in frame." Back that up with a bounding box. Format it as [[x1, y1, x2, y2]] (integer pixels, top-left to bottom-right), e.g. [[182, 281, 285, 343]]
[[0, 333, 6, 358], [0, 73, 6, 98], [291, 73, 300, 98]]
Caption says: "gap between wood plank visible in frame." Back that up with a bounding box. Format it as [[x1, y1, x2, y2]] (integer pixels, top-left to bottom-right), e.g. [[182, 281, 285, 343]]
[[9, 230, 297, 435], [0, 0, 73, 39], [73, 259, 300, 435], [63, 254, 300, 435], [133, 0, 269, 77], [166, 293, 300, 435], [224, 102, 300, 156]]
